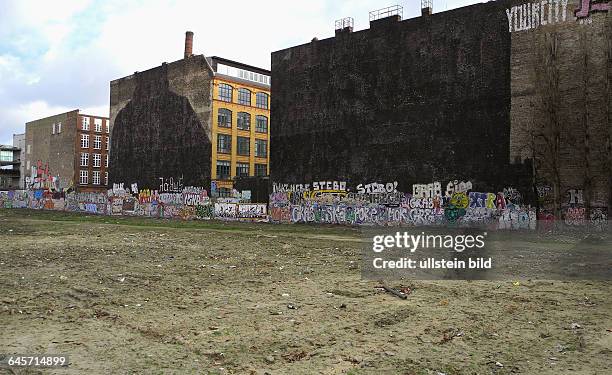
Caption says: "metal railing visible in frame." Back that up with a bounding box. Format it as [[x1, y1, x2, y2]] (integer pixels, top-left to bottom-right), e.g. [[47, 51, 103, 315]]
[[335, 17, 354, 31], [369, 5, 403, 22]]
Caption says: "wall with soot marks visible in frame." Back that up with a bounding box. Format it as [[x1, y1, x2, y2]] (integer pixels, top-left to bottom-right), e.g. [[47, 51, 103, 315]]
[[109, 56, 214, 189], [271, 1, 531, 195]]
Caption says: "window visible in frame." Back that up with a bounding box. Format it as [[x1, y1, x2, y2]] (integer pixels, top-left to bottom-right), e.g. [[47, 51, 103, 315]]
[[216, 160, 231, 180], [105, 172, 108, 186], [105, 121, 110, 133], [94, 118, 102, 132], [52, 123, 56, 134], [105, 154, 109, 167], [237, 112, 250, 130], [255, 115, 268, 133], [94, 135, 102, 149], [218, 109, 232, 128], [0, 151, 12, 162], [93, 171, 101, 185], [238, 88, 251, 105], [80, 153, 89, 167], [255, 139, 267, 158], [236, 162, 249, 177], [106, 136, 109, 150], [217, 134, 231, 154], [218, 84, 233, 102], [255, 163, 267, 176], [256, 92, 269, 109], [81, 134, 89, 148], [57, 122, 62, 133], [237, 136, 250, 156], [82, 117, 90, 131], [80, 170, 88, 185], [27, 145, 31, 154], [93, 153, 101, 167]]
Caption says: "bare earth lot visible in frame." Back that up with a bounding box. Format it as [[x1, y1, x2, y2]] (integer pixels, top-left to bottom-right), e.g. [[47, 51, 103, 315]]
[[1, 209, 611, 374]]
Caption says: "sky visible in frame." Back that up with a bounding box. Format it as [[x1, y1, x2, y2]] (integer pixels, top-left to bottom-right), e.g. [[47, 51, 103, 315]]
[[0, 0, 483, 145]]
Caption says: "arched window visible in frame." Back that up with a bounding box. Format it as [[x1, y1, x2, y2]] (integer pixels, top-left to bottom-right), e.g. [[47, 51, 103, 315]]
[[218, 84, 232, 102], [237, 88, 251, 106], [256, 92, 269, 109], [237, 112, 251, 130], [218, 109, 232, 128], [255, 115, 268, 133]]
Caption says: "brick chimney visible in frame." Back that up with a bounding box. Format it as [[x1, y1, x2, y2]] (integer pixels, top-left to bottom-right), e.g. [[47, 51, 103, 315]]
[[184, 31, 194, 58], [421, 0, 432, 16]]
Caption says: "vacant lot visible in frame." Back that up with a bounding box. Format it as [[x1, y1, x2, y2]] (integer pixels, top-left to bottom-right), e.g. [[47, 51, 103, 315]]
[[1, 209, 611, 374]]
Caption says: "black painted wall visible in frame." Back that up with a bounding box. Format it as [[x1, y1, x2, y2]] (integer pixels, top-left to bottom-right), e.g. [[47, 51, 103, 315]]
[[271, 1, 529, 193], [109, 59, 213, 190]]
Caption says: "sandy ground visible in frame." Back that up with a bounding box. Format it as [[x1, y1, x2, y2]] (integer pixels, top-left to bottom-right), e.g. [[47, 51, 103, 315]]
[[0, 209, 611, 374]]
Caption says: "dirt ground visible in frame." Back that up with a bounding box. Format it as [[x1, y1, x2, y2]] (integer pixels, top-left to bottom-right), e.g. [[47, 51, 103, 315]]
[[1, 209, 611, 374]]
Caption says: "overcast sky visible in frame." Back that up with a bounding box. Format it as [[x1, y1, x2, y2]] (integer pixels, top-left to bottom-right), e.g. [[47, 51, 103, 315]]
[[0, 0, 483, 145]]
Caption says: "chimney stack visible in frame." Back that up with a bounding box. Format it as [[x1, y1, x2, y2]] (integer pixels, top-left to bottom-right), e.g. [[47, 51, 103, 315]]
[[184, 31, 194, 58]]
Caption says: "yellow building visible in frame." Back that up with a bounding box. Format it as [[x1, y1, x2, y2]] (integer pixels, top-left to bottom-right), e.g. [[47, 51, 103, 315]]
[[208, 56, 270, 197]]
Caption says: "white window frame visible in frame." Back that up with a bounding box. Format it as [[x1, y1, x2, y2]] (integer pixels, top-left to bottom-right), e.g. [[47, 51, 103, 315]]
[[80, 170, 88, 185], [82, 117, 90, 131], [80, 152, 89, 167], [52, 123, 56, 134], [57, 122, 62, 133], [106, 136, 109, 150], [93, 153, 101, 168], [105, 154, 109, 167], [94, 118, 102, 132], [92, 171, 100, 185], [105, 172, 108, 185], [105, 121, 110, 133], [93, 135, 102, 150], [81, 134, 89, 148]]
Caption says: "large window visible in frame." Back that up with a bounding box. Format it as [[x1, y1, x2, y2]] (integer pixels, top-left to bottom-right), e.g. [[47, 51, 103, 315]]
[[80, 170, 88, 185], [236, 162, 249, 177], [106, 136, 109, 150], [105, 154, 109, 167], [255, 139, 267, 158], [217, 134, 231, 154], [94, 118, 102, 132], [256, 92, 269, 109], [237, 112, 250, 130], [237, 136, 250, 156], [82, 117, 90, 131], [105, 172, 108, 186], [105, 121, 110, 133], [94, 135, 102, 149], [93, 171, 101, 185], [255, 163, 267, 176], [81, 134, 89, 148], [255, 115, 268, 133], [218, 109, 232, 128], [216, 161, 231, 180], [93, 153, 101, 168], [80, 153, 89, 167], [237, 88, 251, 106], [0, 151, 12, 162], [218, 84, 233, 102]]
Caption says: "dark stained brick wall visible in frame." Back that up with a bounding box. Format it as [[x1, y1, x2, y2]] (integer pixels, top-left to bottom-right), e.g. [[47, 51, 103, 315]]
[[271, 1, 530, 194], [109, 56, 213, 189]]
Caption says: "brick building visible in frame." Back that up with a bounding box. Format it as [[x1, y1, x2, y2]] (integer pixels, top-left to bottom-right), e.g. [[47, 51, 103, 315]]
[[270, 0, 610, 221], [24, 110, 111, 192], [109, 32, 270, 194]]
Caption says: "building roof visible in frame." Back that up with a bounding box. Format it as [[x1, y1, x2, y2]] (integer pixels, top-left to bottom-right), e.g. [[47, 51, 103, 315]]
[[209, 56, 270, 75]]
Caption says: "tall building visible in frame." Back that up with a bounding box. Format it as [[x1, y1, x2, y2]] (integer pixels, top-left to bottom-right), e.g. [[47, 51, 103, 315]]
[[270, 1, 610, 218], [24, 110, 111, 192], [0, 144, 21, 189], [110, 32, 270, 195], [209, 57, 270, 197], [12, 133, 25, 189]]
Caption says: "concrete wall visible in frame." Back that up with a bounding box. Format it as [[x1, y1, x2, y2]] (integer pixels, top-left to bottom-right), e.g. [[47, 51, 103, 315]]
[[24, 111, 78, 190], [271, 1, 530, 195], [109, 55, 214, 189]]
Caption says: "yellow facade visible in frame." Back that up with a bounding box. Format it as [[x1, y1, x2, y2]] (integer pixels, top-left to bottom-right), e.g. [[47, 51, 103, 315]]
[[211, 76, 270, 192]]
